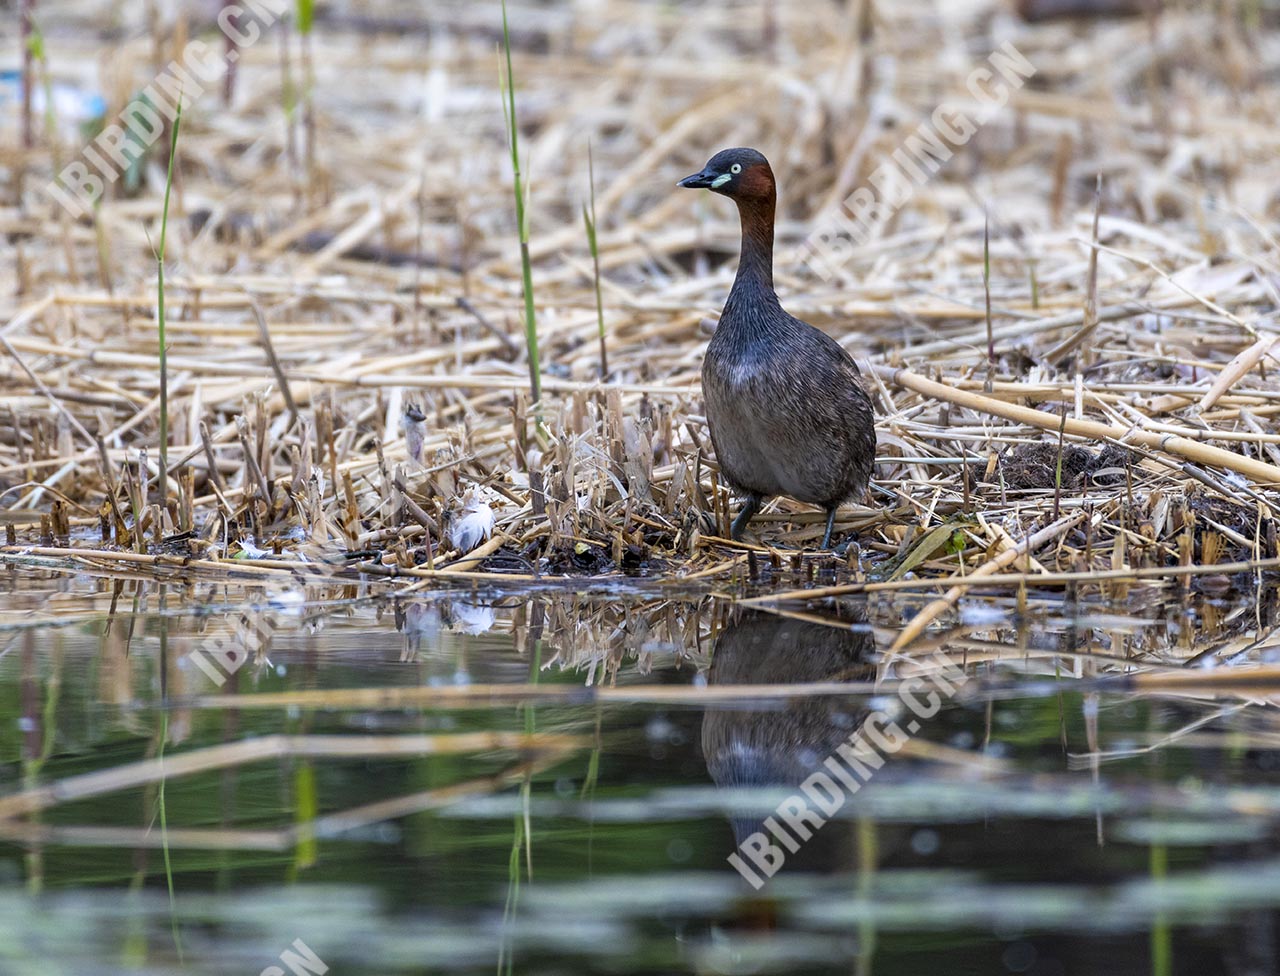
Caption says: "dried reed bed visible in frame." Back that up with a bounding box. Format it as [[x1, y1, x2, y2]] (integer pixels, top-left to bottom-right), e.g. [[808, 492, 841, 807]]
[[4, 0, 1280, 598]]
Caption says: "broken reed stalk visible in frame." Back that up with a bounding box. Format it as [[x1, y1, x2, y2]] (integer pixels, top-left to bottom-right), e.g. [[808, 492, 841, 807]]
[[501, 0, 541, 405], [874, 364, 1280, 486], [183, 658, 1280, 718], [983, 212, 993, 392], [153, 97, 182, 511], [888, 510, 1088, 651], [0, 732, 584, 820], [0, 545, 544, 584], [1200, 334, 1280, 411], [188, 683, 887, 712], [221, 1, 237, 104], [0, 755, 568, 852]]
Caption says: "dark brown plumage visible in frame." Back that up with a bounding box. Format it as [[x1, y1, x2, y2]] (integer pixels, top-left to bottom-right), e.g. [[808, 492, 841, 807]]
[[678, 148, 876, 548]]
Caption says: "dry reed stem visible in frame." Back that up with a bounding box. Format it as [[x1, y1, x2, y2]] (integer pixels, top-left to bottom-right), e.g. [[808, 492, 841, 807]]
[[181, 665, 1280, 717], [876, 365, 1280, 486], [186, 681, 888, 712], [0, 732, 584, 820], [888, 511, 1088, 652]]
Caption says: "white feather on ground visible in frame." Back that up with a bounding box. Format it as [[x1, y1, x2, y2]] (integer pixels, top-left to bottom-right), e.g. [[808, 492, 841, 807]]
[[449, 489, 496, 554]]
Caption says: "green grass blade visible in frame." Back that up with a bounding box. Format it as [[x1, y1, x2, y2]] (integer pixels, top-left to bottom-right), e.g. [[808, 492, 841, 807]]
[[584, 141, 606, 378], [154, 97, 181, 511], [158, 683, 184, 963], [501, 0, 540, 405]]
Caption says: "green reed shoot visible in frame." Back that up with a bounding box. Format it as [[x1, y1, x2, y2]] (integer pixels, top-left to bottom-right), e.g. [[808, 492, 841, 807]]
[[1150, 841, 1171, 976], [158, 704, 184, 962], [20, 0, 36, 148], [501, 0, 541, 404], [154, 98, 182, 509], [297, 0, 316, 182], [583, 142, 607, 378], [25, 15, 64, 170], [296, 0, 314, 41]]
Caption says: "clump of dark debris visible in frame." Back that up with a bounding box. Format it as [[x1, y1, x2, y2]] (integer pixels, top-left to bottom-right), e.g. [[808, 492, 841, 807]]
[[996, 442, 1139, 491]]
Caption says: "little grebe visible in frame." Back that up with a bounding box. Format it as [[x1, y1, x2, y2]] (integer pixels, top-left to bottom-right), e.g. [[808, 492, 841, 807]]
[[678, 147, 876, 548]]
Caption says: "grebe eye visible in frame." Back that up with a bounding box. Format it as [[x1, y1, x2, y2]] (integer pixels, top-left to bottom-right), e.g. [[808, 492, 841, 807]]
[[730, 163, 742, 174]]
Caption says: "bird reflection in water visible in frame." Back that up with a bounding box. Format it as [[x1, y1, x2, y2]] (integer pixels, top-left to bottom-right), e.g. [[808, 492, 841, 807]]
[[702, 607, 880, 879]]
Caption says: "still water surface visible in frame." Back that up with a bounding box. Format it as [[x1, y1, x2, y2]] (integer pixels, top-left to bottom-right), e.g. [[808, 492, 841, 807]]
[[2, 573, 1279, 975]]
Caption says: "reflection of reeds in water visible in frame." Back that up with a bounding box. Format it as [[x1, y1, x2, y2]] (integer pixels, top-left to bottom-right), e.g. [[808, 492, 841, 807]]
[[14, 586, 1280, 711], [531, 595, 715, 685], [13, 585, 1280, 886], [0, 732, 581, 848]]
